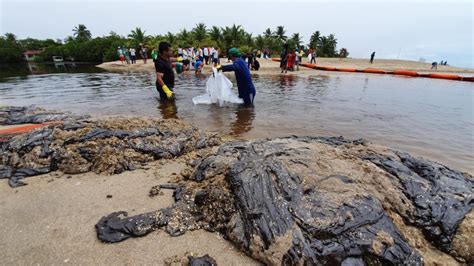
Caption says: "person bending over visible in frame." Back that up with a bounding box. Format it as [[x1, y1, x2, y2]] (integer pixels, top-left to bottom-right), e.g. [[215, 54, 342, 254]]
[[155, 42, 176, 100], [218, 48, 256, 105]]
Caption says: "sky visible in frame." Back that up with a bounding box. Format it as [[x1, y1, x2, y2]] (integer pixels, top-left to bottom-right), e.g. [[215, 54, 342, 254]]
[[1, 0, 473, 68]]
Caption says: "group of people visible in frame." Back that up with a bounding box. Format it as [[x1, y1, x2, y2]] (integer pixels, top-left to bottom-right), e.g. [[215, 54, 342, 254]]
[[117, 43, 148, 64], [242, 52, 260, 71], [431, 60, 448, 69], [280, 44, 312, 73], [154, 42, 256, 106]]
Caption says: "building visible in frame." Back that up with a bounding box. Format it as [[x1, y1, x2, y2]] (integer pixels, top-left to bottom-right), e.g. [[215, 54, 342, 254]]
[[23, 50, 43, 62]]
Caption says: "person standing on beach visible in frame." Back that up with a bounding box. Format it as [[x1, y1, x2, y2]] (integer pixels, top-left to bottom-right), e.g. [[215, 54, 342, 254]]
[[295, 49, 300, 71], [280, 43, 289, 73], [212, 47, 219, 66], [129, 47, 136, 64], [151, 48, 158, 62], [218, 48, 256, 106], [370, 51, 376, 64], [117, 46, 125, 64], [203, 47, 210, 65], [139, 44, 148, 64], [123, 47, 130, 64], [155, 42, 176, 100]]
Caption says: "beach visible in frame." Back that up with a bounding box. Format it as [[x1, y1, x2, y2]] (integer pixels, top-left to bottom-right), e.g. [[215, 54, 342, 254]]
[[1, 108, 472, 265], [97, 57, 474, 76], [1, 58, 473, 265], [0, 149, 259, 265]]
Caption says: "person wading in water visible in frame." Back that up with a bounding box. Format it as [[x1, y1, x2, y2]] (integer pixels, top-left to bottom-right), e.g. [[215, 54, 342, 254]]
[[155, 41, 177, 100], [217, 48, 257, 106]]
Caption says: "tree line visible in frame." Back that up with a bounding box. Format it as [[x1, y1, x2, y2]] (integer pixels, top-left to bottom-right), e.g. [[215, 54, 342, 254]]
[[0, 24, 348, 63]]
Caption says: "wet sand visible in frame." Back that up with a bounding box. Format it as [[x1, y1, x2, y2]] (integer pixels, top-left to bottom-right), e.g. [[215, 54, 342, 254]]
[[0, 159, 259, 265], [97, 57, 474, 76]]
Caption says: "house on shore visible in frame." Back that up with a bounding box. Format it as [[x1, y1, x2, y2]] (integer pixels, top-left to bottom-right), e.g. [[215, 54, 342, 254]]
[[23, 50, 43, 62]]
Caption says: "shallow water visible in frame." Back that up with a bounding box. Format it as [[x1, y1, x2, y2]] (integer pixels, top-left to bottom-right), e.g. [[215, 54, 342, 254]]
[[0, 64, 472, 172]]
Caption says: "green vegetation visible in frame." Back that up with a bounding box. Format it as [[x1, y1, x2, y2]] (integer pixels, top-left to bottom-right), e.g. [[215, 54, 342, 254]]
[[0, 24, 348, 64]]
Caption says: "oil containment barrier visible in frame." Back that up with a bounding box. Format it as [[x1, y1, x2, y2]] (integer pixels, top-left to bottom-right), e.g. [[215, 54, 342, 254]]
[[273, 58, 474, 82]]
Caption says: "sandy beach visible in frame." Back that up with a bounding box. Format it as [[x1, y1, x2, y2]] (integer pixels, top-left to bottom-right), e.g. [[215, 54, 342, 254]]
[[0, 159, 259, 265], [97, 57, 474, 76]]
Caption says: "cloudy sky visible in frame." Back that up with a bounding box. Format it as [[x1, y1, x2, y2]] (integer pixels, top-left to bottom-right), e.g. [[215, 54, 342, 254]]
[[1, 0, 472, 67]]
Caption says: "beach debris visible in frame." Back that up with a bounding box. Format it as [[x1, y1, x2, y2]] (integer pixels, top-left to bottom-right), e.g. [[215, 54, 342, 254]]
[[0, 109, 221, 187], [95, 136, 473, 264], [149, 185, 163, 198], [188, 254, 217, 266], [0, 106, 84, 125], [362, 151, 474, 253]]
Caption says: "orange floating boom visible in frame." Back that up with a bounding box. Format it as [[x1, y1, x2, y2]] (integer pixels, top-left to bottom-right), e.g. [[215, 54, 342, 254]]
[[271, 58, 473, 82]]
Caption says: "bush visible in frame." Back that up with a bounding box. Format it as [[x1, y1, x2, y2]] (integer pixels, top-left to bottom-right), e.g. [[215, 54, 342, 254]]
[[0, 39, 23, 63]]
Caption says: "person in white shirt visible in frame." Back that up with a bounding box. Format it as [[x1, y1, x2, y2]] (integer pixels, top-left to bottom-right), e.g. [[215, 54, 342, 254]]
[[177, 47, 183, 57], [212, 47, 219, 65], [203, 47, 210, 65], [129, 48, 136, 64]]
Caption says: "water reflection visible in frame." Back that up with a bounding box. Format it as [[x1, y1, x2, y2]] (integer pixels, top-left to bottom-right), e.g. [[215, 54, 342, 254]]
[[279, 75, 295, 87], [230, 106, 256, 136], [157, 99, 179, 119]]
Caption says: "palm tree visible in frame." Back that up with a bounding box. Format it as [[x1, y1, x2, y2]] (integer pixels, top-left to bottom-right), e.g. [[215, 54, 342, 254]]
[[291, 33, 303, 48], [72, 24, 91, 41], [192, 23, 207, 43], [228, 24, 245, 47], [177, 28, 190, 44], [254, 35, 265, 50], [263, 28, 273, 38], [309, 31, 321, 50], [128, 27, 147, 45], [165, 32, 176, 45], [108, 31, 121, 39], [326, 34, 338, 57], [4, 33, 17, 43], [274, 26, 287, 43], [244, 33, 253, 47], [208, 26, 222, 43]]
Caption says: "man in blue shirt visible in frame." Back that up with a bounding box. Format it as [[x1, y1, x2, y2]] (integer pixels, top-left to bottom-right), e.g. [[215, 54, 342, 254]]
[[219, 48, 256, 105]]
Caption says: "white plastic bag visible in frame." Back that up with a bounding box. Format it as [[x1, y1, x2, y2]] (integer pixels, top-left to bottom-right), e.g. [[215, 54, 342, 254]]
[[192, 68, 243, 106]]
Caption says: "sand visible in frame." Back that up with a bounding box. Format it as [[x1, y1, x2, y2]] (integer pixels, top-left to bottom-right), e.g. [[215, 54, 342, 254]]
[[96, 57, 474, 76], [0, 160, 259, 265]]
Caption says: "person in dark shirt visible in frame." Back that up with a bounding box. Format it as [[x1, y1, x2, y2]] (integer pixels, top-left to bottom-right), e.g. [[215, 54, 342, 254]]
[[218, 48, 256, 105], [155, 42, 176, 100], [280, 43, 289, 73], [370, 51, 376, 64]]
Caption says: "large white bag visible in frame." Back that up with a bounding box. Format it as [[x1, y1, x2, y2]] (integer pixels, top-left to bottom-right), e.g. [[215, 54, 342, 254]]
[[192, 68, 243, 106]]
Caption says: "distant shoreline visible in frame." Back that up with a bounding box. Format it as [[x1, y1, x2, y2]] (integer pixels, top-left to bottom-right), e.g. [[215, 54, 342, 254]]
[[96, 57, 474, 76]]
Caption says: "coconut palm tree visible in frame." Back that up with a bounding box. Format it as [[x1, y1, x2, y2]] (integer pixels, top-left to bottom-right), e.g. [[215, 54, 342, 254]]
[[72, 24, 91, 41], [291, 33, 303, 49], [244, 33, 254, 47], [227, 24, 245, 47], [165, 32, 176, 45], [208, 26, 222, 44], [263, 28, 273, 38], [128, 27, 147, 45], [192, 23, 207, 44], [309, 31, 321, 50], [4, 33, 17, 43], [274, 26, 287, 43], [254, 35, 265, 50], [175, 29, 190, 46]]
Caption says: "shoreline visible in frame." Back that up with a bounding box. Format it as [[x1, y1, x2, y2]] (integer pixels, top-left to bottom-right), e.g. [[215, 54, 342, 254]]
[[96, 57, 474, 76], [1, 107, 472, 265]]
